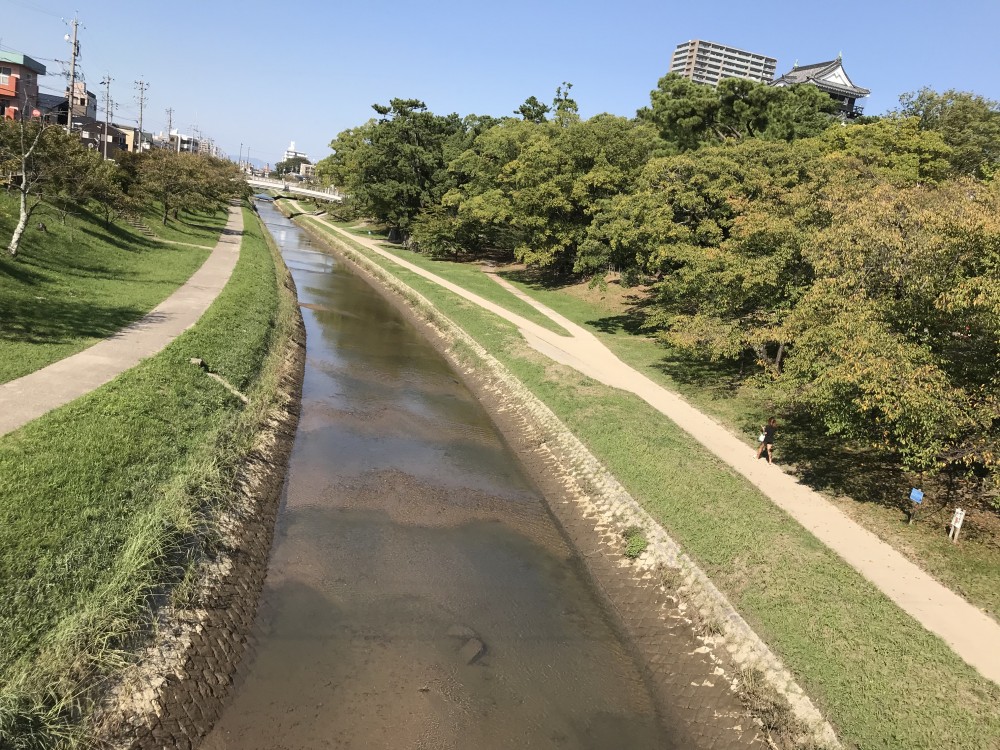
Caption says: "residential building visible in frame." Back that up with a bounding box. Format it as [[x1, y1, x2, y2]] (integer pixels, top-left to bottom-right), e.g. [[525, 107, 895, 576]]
[[67, 81, 97, 119], [117, 125, 152, 153], [669, 40, 777, 87], [168, 129, 199, 153], [300, 162, 315, 178], [75, 117, 128, 157], [770, 57, 870, 118], [283, 140, 309, 162], [37, 92, 68, 124], [0, 51, 45, 119]]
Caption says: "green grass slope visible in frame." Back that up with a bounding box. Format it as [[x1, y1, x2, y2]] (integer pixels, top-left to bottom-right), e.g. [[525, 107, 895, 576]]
[[0, 208, 290, 746], [0, 198, 216, 384]]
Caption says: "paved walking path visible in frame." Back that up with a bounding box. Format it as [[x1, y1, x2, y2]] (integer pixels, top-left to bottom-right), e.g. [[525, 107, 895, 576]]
[[0, 206, 244, 438], [307, 212, 1000, 687]]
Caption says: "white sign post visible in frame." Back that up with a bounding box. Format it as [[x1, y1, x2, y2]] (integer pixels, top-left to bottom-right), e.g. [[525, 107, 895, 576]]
[[948, 508, 966, 543]]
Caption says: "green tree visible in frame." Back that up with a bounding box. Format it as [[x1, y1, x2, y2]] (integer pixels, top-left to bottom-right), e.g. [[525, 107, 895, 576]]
[[641, 73, 838, 151], [273, 155, 311, 175], [437, 114, 658, 273], [821, 116, 954, 183], [316, 120, 375, 189], [133, 150, 244, 225], [641, 73, 721, 151], [781, 178, 1000, 474], [516, 96, 550, 123], [326, 99, 464, 238], [593, 137, 823, 365], [897, 87, 1000, 178], [1, 120, 117, 257]]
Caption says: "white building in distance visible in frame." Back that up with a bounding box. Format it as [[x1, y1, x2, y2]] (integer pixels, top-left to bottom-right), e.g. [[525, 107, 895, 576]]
[[283, 140, 309, 162]]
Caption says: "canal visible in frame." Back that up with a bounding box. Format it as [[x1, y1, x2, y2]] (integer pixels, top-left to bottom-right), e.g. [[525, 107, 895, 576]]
[[201, 203, 678, 749]]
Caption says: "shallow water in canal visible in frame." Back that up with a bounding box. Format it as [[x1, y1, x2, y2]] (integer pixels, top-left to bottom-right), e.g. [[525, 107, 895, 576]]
[[200, 204, 675, 749]]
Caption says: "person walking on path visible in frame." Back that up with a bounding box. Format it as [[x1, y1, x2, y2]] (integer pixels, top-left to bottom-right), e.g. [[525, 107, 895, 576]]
[[757, 417, 778, 464]]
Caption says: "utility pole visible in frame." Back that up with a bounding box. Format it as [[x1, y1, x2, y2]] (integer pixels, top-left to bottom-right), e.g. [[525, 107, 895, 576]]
[[134, 79, 148, 153], [100, 75, 112, 160], [165, 107, 174, 153], [238, 142, 243, 169], [63, 15, 80, 134]]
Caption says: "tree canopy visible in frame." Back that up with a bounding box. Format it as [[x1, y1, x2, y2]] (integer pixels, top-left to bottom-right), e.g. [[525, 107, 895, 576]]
[[639, 74, 839, 151], [317, 99, 467, 238], [318, 77, 1000, 499], [273, 155, 311, 175], [896, 87, 1000, 178], [1, 120, 120, 256], [130, 150, 246, 225]]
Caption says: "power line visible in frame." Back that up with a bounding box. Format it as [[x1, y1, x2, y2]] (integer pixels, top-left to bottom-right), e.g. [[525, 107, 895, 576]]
[[7, 0, 62, 18]]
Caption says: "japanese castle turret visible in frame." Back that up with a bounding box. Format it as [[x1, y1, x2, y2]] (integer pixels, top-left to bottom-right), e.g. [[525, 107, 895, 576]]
[[770, 56, 870, 118]]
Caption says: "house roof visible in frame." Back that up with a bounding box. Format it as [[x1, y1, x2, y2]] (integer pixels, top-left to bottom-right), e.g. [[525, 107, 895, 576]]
[[771, 58, 870, 98], [37, 93, 66, 111], [0, 51, 46, 75]]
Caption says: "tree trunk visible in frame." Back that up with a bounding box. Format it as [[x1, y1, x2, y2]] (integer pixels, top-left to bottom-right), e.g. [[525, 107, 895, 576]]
[[162, 200, 169, 225], [7, 190, 33, 257]]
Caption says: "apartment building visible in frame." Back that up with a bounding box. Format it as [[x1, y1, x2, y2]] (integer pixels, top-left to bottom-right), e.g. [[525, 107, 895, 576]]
[[0, 51, 45, 119], [283, 140, 309, 162], [669, 40, 777, 87]]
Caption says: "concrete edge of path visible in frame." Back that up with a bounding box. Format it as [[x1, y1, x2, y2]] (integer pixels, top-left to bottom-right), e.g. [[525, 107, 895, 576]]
[[0, 205, 245, 438], [303, 212, 1000, 689]]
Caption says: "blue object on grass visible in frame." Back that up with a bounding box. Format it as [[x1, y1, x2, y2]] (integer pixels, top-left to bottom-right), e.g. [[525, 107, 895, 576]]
[[910, 488, 924, 504]]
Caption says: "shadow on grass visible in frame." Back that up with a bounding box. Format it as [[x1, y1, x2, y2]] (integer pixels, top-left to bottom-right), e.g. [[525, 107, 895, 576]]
[[777, 410, 992, 529], [185, 219, 226, 231], [0, 294, 146, 345], [778, 417, 909, 508], [0, 257, 44, 285], [498, 267, 577, 291], [580, 313, 636, 335], [79, 226, 160, 254]]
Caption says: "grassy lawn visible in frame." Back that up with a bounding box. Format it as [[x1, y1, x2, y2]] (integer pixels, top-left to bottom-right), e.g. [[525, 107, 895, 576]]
[[0, 196, 214, 385], [0, 208, 291, 745], [304, 218, 1000, 624], [304, 222, 1000, 750], [138, 203, 228, 247]]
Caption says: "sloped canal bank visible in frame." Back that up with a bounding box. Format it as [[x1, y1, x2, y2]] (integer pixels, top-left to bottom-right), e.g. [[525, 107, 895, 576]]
[[200, 203, 760, 749]]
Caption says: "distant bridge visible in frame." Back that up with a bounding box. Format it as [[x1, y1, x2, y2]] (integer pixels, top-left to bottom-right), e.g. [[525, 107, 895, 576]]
[[246, 176, 343, 202]]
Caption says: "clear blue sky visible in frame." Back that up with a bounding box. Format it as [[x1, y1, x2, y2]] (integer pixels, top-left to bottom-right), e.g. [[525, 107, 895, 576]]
[[5, 0, 999, 166]]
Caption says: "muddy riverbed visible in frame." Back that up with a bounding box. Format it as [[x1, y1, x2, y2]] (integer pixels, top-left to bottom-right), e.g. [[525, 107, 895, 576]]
[[201, 204, 752, 749]]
